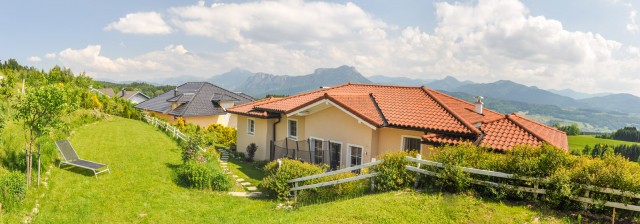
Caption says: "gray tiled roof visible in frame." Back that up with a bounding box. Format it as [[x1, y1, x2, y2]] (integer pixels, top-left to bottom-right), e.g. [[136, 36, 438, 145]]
[[134, 82, 254, 117]]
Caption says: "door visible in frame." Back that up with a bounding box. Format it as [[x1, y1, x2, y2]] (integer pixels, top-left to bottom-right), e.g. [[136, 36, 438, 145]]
[[329, 142, 342, 170]]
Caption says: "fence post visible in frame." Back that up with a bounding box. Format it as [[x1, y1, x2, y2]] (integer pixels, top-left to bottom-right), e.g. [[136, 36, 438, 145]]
[[294, 182, 298, 203], [534, 182, 539, 199], [414, 154, 422, 189], [583, 190, 590, 209], [370, 158, 376, 192]]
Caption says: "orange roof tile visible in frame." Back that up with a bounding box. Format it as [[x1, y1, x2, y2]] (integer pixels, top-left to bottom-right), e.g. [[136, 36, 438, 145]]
[[422, 133, 474, 145], [226, 97, 281, 118]]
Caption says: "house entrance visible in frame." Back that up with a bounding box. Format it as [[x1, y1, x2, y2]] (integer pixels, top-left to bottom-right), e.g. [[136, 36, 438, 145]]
[[329, 141, 342, 170]]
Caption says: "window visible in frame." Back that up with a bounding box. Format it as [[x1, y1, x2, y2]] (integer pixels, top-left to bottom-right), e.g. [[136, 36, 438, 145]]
[[310, 137, 324, 164], [247, 119, 255, 135], [348, 145, 363, 167], [402, 136, 422, 152], [288, 119, 298, 139]]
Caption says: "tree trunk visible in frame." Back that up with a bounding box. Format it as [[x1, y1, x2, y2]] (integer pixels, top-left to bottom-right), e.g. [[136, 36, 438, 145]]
[[25, 144, 29, 188], [37, 144, 41, 187]]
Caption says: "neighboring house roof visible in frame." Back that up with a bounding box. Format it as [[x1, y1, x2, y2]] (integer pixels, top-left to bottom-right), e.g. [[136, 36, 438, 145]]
[[134, 82, 254, 117], [94, 88, 115, 97], [92, 88, 150, 101], [227, 83, 568, 151], [118, 90, 150, 101]]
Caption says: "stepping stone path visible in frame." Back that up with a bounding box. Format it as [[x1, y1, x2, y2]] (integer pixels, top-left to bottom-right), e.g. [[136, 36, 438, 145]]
[[217, 148, 263, 197]]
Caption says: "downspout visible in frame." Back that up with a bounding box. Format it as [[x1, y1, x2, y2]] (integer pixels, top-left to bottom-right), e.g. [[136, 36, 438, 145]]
[[271, 115, 281, 160]]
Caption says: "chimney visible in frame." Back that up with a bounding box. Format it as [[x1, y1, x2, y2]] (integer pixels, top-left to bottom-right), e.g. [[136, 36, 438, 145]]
[[121, 89, 126, 97], [474, 96, 484, 114], [174, 87, 178, 97]]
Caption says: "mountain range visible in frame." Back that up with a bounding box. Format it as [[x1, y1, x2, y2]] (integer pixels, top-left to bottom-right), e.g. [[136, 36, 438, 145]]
[[112, 65, 640, 132]]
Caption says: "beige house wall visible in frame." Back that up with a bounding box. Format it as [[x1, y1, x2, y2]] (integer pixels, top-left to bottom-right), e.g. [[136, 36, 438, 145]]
[[183, 116, 219, 128], [237, 115, 272, 161], [377, 128, 428, 156], [302, 107, 375, 168], [233, 106, 432, 163], [148, 112, 175, 123]]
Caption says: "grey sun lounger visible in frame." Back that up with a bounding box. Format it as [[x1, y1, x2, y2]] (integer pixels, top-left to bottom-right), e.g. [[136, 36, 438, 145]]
[[55, 140, 110, 179]]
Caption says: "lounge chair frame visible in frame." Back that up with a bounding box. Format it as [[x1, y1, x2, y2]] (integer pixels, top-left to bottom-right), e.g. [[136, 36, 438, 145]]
[[55, 140, 110, 179]]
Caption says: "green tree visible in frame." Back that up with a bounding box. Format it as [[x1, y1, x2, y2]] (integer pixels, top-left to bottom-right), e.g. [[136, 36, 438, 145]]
[[0, 68, 17, 115], [13, 84, 67, 188]]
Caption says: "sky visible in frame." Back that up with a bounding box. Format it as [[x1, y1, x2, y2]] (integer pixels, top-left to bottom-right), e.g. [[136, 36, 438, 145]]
[[1, 0, 640, 95]]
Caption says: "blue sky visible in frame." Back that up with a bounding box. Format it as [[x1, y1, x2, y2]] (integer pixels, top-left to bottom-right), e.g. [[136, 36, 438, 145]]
[[1, 0, 640, 95]]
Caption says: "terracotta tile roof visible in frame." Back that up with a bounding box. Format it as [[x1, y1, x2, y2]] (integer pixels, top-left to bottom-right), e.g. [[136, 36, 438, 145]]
[[422, 133, 474, 145], [477, 114, 568, 151], [227, 83, 568, 151], [231, 83, 475, 134], [325, 93, 384, 126], [506, 114, 569, 150], [227, 97, 282, 118]]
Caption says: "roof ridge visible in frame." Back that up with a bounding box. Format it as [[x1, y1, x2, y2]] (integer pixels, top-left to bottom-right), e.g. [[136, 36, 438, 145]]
[[346, 83, 425, 89], [204, 82, 255, 101], [369, 93, 388, 126], [482, 115, 508, 124], [506, 114, 555, 145], [509, 113, 566, 134], [425, 86, 502, 116], [176, 82, 206, 116], [421, 87, 481, 135], [252, 83, 354, 110], [323, 94, 382, 127]]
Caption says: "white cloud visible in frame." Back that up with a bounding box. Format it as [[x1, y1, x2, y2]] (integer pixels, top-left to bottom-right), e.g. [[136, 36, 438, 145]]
[[105, 12, 172, 35], [27, 56, 41, 62], [168, 0, 387, 44], [627, 10, 639, 33], [58, 45, 173, 79], [44, 52, 56, 59], [81, 0, 640, 95]]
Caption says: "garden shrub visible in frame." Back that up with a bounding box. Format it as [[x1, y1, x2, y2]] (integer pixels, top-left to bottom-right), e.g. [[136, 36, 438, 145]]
[[0, 170, 27, 212], [205, 124, 236, 147], [373, 151, 416, 191], [229, 143, 237, 152], [309, 172, 368, 203], [260, 159, 324, 200], [246, 143, 257, 162], [181, 135, 205, 162], [176, 161, 231, 191], [261, 159, 370, 202], [502, 144, 570, 178]]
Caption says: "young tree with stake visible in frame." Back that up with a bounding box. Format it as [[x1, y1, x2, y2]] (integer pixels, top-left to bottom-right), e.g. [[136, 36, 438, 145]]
[[13, 84, 67, 188]]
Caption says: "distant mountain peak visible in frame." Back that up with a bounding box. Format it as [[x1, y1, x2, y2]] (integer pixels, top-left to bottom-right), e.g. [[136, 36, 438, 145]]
[[442, 75, 459, 81]]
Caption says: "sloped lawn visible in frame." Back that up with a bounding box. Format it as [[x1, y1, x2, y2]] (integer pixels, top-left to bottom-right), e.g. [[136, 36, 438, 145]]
[[18, 117, 567, 223]]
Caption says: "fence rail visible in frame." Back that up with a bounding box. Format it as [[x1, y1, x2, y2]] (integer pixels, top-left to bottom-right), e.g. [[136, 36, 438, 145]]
[[143, 115, 204, 151], [405, 155, 640, 212], [288, 159, 381, 197], [285, 154, 640, 212]]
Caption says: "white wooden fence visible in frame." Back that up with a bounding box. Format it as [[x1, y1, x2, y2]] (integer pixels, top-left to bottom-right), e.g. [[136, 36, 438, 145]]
[[285, 154, 640, 212], [405, 155, 640, 212], [287, 158, 382, 200], [143, 115, 205, 151]]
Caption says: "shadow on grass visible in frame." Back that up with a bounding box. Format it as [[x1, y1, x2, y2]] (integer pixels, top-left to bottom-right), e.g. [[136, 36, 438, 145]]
[[58, 165, 101, 178]]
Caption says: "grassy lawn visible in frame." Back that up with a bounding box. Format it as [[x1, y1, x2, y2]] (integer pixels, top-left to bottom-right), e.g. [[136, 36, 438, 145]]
[[5, 117, 570, 223], [227, 155, 266, 190], [568, 135, 637, 152]]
